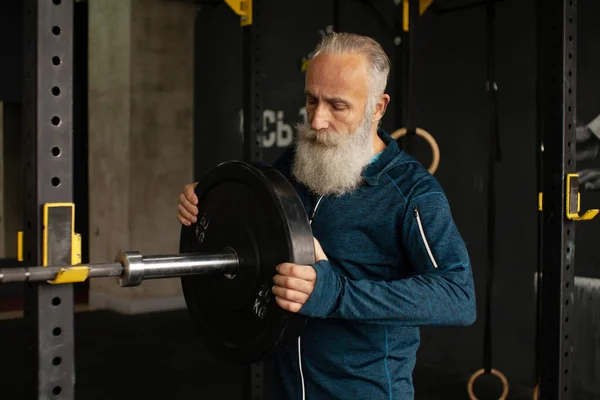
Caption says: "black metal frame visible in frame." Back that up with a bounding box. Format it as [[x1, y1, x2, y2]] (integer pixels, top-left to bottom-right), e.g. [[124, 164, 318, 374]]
[[393, 0, 406, 147], [402, 0, 419, 137], [392, 0, 419, 152], [537, 0, 577, 399], [22, 0, 75, 399], [241, 0, 265, 398], [242, 0, 263, 163]]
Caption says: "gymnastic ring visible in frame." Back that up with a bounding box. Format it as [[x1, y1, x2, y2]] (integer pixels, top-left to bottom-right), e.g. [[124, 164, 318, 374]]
[[390, 127, 440, 175], [532, 382, 539, 400], [466, 368, 509, 400]]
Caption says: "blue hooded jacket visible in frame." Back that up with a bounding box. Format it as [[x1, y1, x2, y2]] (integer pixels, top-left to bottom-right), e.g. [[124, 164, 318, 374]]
[[271, 129, 476, 400]]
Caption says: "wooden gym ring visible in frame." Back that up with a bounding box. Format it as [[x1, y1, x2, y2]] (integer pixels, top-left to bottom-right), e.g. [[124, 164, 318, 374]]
[[391, 127, 440, 175], [467, 368, 509, 400]]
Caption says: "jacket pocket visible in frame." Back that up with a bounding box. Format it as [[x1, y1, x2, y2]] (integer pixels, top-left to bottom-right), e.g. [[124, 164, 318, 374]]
[[414, 205, 439, 269]]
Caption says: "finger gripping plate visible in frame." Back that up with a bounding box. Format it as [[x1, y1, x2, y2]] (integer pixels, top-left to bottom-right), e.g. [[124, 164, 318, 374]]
[[180, 161, 314, 364]]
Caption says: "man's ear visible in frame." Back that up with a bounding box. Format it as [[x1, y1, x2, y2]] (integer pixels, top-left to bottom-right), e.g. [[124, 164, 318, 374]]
[[373, 94, 391, 123]]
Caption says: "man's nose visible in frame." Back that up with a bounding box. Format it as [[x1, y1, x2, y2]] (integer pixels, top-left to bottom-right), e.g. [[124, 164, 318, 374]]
[[310, 105, 330, 131]]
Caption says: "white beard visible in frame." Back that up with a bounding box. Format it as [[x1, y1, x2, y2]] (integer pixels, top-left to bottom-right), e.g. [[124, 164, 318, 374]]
[[291, 112, 375, 197]]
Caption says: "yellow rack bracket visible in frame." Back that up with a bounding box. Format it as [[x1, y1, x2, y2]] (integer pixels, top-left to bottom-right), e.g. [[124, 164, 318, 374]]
[[48, 266, 90, 285], [225, 0, 252, 26], [538, 192, 543, 211], [17, 231, 24, 262], [42, 203, 85, 284], [403, 0, 434, 32], [566, 174, 599, 221]]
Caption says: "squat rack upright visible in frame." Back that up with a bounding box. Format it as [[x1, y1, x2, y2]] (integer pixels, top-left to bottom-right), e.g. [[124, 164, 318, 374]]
[[16, 0, 582, 399], [536, 0, 585, 399], [21, 0, 76, 398]]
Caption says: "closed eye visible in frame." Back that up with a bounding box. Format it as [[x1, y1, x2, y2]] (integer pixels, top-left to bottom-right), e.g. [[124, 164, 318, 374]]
[[304, 90, 351, 110], [306, 96, 318, 105]]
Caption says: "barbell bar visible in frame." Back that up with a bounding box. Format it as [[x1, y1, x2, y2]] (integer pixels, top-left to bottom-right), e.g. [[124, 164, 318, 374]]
[[0, 250, 239, 287]]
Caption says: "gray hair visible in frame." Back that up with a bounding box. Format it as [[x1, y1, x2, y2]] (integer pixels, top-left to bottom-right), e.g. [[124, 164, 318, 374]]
[[312, 32, 391, 107]]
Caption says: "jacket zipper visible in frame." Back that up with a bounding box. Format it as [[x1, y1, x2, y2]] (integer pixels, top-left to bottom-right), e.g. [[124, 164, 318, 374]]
[[413, 205, 439, 269], [299, 195, 324, 400]]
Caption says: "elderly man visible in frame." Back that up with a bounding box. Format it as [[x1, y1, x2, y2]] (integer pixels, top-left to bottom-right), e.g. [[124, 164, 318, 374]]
[[178, 32, 476, 400]]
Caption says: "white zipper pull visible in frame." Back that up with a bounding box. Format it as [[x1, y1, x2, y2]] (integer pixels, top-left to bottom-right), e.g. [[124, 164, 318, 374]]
[[414, 205, 439, 269], [310, 196, 324, 226]]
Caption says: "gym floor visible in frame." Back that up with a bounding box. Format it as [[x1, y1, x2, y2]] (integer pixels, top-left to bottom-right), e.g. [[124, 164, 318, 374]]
[[0, 309, 543, 400]]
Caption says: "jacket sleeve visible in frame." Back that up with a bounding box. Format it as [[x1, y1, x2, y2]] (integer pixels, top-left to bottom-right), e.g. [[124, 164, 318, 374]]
[[298, 191, 477, 327]]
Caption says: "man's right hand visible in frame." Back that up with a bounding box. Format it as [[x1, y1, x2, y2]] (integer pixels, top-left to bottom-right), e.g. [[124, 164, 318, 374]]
[[178, 182, 199, 226]]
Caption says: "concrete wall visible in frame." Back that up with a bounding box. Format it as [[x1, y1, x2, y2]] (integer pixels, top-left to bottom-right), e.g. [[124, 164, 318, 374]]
[[88, 0, 195, 314]]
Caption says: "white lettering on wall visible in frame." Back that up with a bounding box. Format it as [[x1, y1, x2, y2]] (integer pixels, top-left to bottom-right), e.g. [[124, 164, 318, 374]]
[[238, 107, 308, 148]]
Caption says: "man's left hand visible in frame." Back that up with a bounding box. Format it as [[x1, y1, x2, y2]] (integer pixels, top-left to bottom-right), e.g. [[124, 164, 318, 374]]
[[272, 263, 317, 313], [273, 237, 328, 313]]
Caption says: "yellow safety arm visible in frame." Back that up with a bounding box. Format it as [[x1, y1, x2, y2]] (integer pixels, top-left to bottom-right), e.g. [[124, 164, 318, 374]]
[[42, 203, 89, 284], [49, 266, 90, 285], [566, 174, 599, 221], [403, 0, 433, 32], [225, 0, 252, 26], [17, 231, 23, 261]]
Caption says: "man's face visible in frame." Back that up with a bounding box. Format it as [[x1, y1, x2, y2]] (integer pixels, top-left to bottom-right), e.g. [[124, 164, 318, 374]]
[[304, 52, 371, 138], [292, 52, 377, 197]]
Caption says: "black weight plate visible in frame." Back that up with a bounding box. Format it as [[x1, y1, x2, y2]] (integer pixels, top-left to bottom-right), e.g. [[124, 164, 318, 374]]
[[179, 161, 315, 364]]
